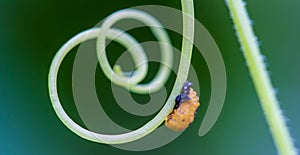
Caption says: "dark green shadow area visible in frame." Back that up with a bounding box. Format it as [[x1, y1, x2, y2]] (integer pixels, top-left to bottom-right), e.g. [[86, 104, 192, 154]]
[[1, 0, 299, 154]]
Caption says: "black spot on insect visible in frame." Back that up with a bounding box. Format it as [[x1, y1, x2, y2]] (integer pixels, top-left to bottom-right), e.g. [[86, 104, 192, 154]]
[[180, 94, 190, 103], [182, 119, 185, 122], [195, 107, 199, 114], [173, 103, 180, 110], [173, 95, 181, 109], [194, 107, 199, 116]]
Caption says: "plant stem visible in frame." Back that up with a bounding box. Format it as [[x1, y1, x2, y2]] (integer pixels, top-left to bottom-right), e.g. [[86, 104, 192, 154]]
[[226, 0, 297, 154]]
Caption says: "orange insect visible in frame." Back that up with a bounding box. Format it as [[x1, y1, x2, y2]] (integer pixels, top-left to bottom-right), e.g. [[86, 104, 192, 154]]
[[165, 81, 200, 131]]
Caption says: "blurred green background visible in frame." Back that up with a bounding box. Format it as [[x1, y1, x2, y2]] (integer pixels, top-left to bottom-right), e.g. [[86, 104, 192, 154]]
[[1, 0, 299, 154]]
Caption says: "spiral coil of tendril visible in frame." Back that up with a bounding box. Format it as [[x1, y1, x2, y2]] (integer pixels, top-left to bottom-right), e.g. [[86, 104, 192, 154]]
[[96, 9, 173, 94], [48, 0, 194, 144]]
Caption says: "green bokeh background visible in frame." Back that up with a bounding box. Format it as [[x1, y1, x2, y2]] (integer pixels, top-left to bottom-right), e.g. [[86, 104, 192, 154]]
[[1, 0, 299, 154]]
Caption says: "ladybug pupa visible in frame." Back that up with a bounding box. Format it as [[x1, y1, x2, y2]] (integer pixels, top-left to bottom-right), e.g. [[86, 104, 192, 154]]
[[165, 81, 200, 131]]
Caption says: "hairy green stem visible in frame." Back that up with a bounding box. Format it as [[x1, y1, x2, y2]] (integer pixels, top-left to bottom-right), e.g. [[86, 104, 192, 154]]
[[226, 0, 297, 154]]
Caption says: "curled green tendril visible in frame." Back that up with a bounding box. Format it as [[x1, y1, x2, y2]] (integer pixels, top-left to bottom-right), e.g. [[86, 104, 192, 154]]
[[48, 0, 194, 144]]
